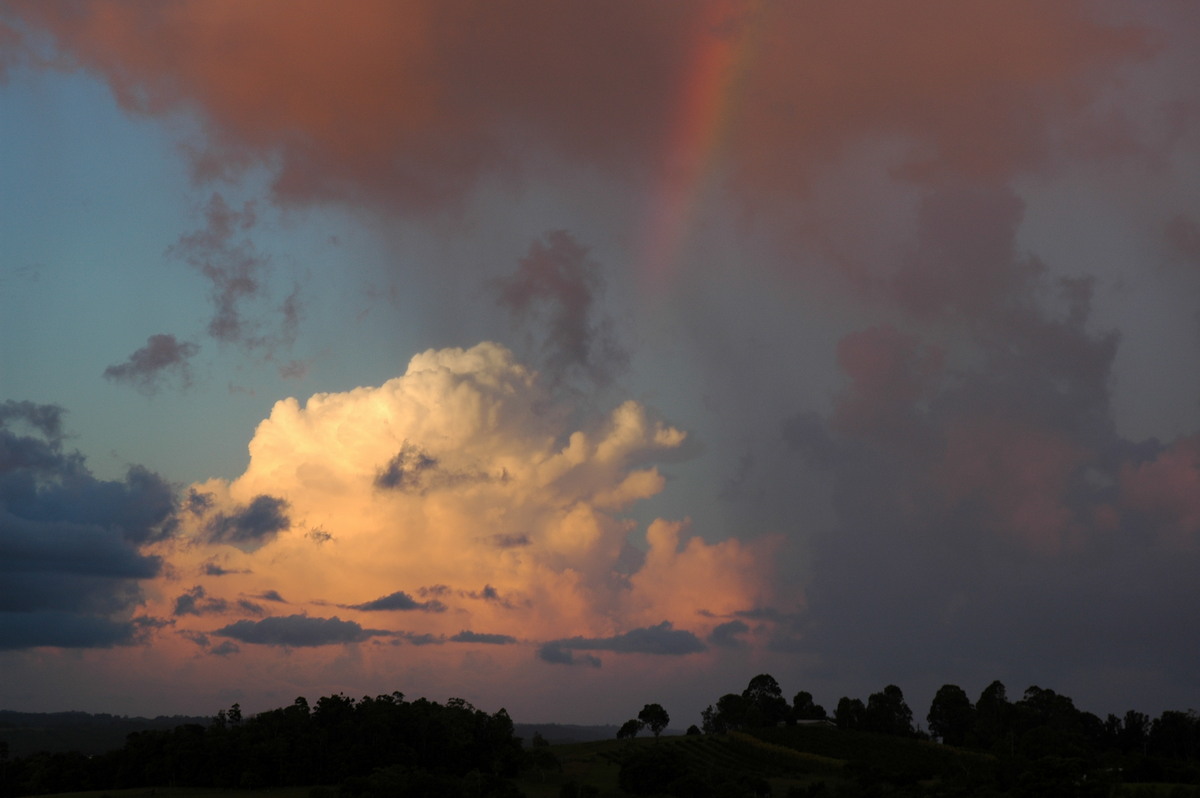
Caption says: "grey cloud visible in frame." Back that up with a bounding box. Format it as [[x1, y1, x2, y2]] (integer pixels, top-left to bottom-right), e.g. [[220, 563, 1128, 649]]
[[346, 590, 446, 613], [170, 193, 265, 345], [103, 334, 199, 395], [213, 614, 390, 647], [537, 643, 601, 668], [173, 585, 228, 617], [202, 561, 245, 576], [203, 495, 290, 550], [496, 231, 628, 388], [1165, 214, 1200, 264], [210, 641, 241, 656], [769, 189, 1200, 715], [237, 599, 265, 615], [0, 404, 173, 650], [708, 619, 751, 649], [374, 443, 490, 494], [545, 621, 706, 656], [449, 630, 517, 645], [489, 533, 530, 549], [0, 400, 64, 440], [0, 611, 140, 650], [251, 589, 287, 603], [374, 443, 439, 491], [461, 584, 522, 609]]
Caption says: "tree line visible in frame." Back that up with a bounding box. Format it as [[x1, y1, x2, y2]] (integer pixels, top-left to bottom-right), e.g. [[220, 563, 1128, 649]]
[[693, 674, 1200, 790], [1, 692, 525, 797]]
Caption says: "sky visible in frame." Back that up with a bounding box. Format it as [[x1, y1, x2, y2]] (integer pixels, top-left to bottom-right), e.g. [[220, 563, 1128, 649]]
[[2, 1, 1200, 727]]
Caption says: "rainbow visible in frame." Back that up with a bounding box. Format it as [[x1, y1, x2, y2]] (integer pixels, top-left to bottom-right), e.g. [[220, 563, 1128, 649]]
[[637, 1, 760, 293]]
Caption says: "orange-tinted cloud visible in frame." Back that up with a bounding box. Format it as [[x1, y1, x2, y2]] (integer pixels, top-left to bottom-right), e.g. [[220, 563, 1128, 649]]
[[145, 342, 772, 669], [11, 1, 1149, 216]]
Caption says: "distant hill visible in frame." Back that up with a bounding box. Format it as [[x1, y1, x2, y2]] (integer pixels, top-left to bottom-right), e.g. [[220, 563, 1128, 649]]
[[514, 721, 621, 744], [0, 710, 630, 757], [0, 709, 211, 757]]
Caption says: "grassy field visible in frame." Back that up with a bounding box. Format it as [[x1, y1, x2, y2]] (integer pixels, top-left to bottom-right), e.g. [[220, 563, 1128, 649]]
[[512, 731, 848, 797], [32, 790, 313, 798], [27, 732, 1200, 798]]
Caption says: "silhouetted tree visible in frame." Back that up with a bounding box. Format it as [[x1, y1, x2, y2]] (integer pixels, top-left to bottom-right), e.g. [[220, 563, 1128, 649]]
[[792, 691, 828, 722], [835, 697, 865, 730], [638, 704, 670, 739], [865, 685, 913, 736], [971, 679, 1011, 752], [617, 719, 644, 739], [927, 684, 974, 746], [742, 673, 789, 727]]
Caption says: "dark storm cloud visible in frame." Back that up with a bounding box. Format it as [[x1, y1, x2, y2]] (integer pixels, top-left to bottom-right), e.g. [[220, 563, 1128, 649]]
[[345, 590, 446, 613], [496, 231, 628, 387], [771, 185, 1200, 713], [449, 630, 517, 645], [0, 611, 141, 650], [0, 403, 174, 650], [1165, 214, 1200, 265], [544, 621, 706, 656], [213, 614, 390, 647], [708, 619, 750, 649], [103, 334, 199, 395], [202, 495, 290, 550], [537, 643, 601, 668]]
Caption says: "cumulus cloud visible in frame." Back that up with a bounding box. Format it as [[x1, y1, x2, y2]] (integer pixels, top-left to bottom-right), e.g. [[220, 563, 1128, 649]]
[[213, 614, 391, 647], [149, 342, 767, 681], [103, 334, 199, 395]]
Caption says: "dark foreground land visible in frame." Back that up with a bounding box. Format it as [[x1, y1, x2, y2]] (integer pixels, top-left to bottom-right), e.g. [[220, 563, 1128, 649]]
[[4, 676, 1200, 797]]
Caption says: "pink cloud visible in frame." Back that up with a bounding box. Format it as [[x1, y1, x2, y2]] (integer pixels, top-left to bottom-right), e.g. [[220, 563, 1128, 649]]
[[938, 417, 1089, 555], [833, 325, 944, 442], [11, 1, 1150, 216], [1121, 435, 1200, 549]]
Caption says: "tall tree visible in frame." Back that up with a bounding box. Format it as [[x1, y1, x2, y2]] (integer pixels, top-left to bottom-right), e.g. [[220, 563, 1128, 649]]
[[617, 719, 644, 739], [865, 685, 913, 736], [742, 674, 789, 727], [835, 697, 865, 730], [793, 691, 828, 722], [927, 684, 974, 746], [638, 704, 670, 739]]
